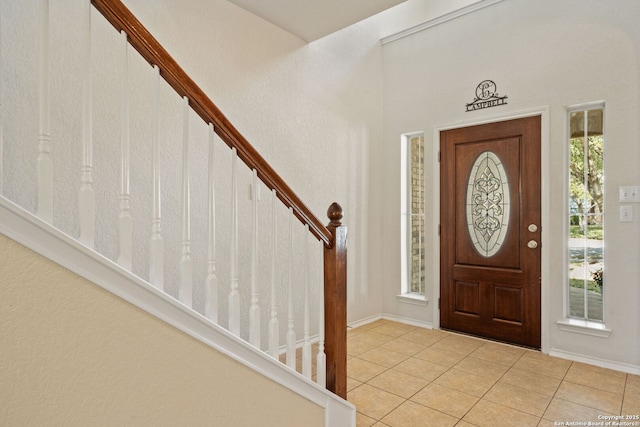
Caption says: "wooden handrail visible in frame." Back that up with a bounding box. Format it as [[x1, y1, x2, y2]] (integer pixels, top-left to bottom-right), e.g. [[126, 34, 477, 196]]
[[91, 0, 333, 247], [91, 0, 347, 397]]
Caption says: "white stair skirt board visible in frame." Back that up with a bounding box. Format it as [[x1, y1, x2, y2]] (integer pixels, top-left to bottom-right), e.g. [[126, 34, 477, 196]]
[[0, 196, 355, 427]]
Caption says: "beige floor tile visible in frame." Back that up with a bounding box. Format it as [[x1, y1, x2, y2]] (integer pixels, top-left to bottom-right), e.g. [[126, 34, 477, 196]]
[[357, 412, 377, 427], [564, 362, 627, 394], [484, 381, 552, 417], [624, 377, 640, 414], [368, 369, 429, 399], [463, 399, 540, 427], [411, 383, 478, 418], [543, 397, 616, 422], [371, 322, 417, 337], [500, 367, 561, 396], [413, 346, 467, 368], [348, 357, 388, 382], [393, 357, 449, 382], [348, 326, 365, 337], [353, 331, 396, 347], [571, 361, 627, 378], [434, 368, 497, 398], [348, 377, 363, 392], [349, 337, 379, 356], [401, 328, 450, 347], [347, 321, 635, 426], [381, 401, 458, 427], [358, 347, 410, 368], [512, 351, 572, 379], [429, 334, 484, 356], [348, 384, 405, 421], [379, 337, 428, 356], [622, 392, 640, 414], [626, 374, 640, 395], [470, 341, 526, 366], [453, 356, 510, 381], [555, 381, 623, 414]]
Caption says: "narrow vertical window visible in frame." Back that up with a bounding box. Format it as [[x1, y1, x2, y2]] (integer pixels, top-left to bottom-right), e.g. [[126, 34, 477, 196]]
[[568, 105, 604, 322], [401, 133, 425, 297]]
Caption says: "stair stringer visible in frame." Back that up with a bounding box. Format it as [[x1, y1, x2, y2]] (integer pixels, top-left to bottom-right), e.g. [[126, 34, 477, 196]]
[[0, 195, 355, 427]]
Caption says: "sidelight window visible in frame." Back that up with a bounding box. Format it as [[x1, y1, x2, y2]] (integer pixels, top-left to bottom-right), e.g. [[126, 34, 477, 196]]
[[568, 104, 604, 322], [401, 133, 426, 297]]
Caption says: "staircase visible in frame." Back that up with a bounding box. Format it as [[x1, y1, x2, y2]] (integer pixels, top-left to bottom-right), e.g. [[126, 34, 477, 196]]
[[0, 0, 354, 425]]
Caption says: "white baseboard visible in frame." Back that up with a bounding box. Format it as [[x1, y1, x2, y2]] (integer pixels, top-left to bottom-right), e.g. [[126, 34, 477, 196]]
[[549, 348, 640, 375], [348, 314, 383, 329], [381, 313, 433, 329], [349, 313, 433, 330]]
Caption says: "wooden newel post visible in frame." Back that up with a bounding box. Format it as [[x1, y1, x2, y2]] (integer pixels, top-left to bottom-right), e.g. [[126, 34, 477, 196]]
[[324, 202, 347, 399]]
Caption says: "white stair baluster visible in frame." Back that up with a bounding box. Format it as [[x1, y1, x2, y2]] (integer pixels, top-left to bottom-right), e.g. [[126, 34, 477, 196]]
[[302, 224, 312, 379], [228, 147, 240, 335], [205, 123, 218, 322], [249, 169, 260, 347], [286, 207, 296, 370], [79, 0, 95, 247], [268, 189, 279, 358], [149, 65, 164, 290], [316, 238, 326, 387], [179, 96, 193, 307], [117, 30, 132, 270], [37, 0, 52, 222]]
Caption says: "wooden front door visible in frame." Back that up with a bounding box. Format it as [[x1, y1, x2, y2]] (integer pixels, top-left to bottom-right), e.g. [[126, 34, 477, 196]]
[[440, 116, 541, 348]]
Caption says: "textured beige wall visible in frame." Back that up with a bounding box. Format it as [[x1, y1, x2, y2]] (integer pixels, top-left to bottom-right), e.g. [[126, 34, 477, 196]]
[[0, 234, 323, 426]]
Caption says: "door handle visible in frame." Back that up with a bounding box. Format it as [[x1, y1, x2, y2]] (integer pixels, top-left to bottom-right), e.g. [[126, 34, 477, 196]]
[[527, 240, 538, 249]]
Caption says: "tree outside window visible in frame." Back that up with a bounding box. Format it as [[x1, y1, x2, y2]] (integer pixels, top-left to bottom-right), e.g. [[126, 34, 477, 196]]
[[568, 107, 604, 322]]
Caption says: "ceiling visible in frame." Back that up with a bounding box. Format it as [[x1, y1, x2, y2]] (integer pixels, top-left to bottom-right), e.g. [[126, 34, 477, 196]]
[[226, 0, 408, 42]]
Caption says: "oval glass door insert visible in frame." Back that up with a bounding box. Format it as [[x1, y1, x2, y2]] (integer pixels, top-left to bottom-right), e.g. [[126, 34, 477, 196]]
[[466, 151, 510, 257]]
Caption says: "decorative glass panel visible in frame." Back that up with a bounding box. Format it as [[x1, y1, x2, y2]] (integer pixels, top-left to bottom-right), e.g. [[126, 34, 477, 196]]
[[401, 133, 426, 296], [568, 106, 604, 322], [409, 135, 425, 294], [466, 151, 510, 257]]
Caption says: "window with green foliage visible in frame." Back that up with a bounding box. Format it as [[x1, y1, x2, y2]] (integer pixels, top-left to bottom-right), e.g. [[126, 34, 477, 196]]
[[568, 105, 604, 322], [401, 134, 425, 296]]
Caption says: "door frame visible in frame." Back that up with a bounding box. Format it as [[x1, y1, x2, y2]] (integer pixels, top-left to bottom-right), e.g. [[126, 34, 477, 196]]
[[431, 106, 550, 353]]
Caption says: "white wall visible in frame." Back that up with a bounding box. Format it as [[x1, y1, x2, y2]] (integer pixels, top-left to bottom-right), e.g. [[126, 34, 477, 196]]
[[380, 0, 640, 370], [116, 0, 492, 327], [119, 0, 389, 327], [0, 0, 391, 338]]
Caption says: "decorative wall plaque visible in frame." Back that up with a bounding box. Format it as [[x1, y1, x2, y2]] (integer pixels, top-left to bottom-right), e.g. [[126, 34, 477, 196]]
[[466, 80, 508, 112]]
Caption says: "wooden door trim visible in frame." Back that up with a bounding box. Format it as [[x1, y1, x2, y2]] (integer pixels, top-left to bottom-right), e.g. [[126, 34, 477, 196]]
[[431, 108, 550, 352]]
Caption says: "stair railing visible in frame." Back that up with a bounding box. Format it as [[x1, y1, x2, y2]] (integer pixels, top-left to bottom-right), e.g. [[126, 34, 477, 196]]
[[3, 0, 347, 398]]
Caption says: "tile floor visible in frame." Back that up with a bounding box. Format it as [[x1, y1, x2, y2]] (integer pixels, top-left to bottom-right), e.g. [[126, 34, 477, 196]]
[[345, 319, 640, 427]]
